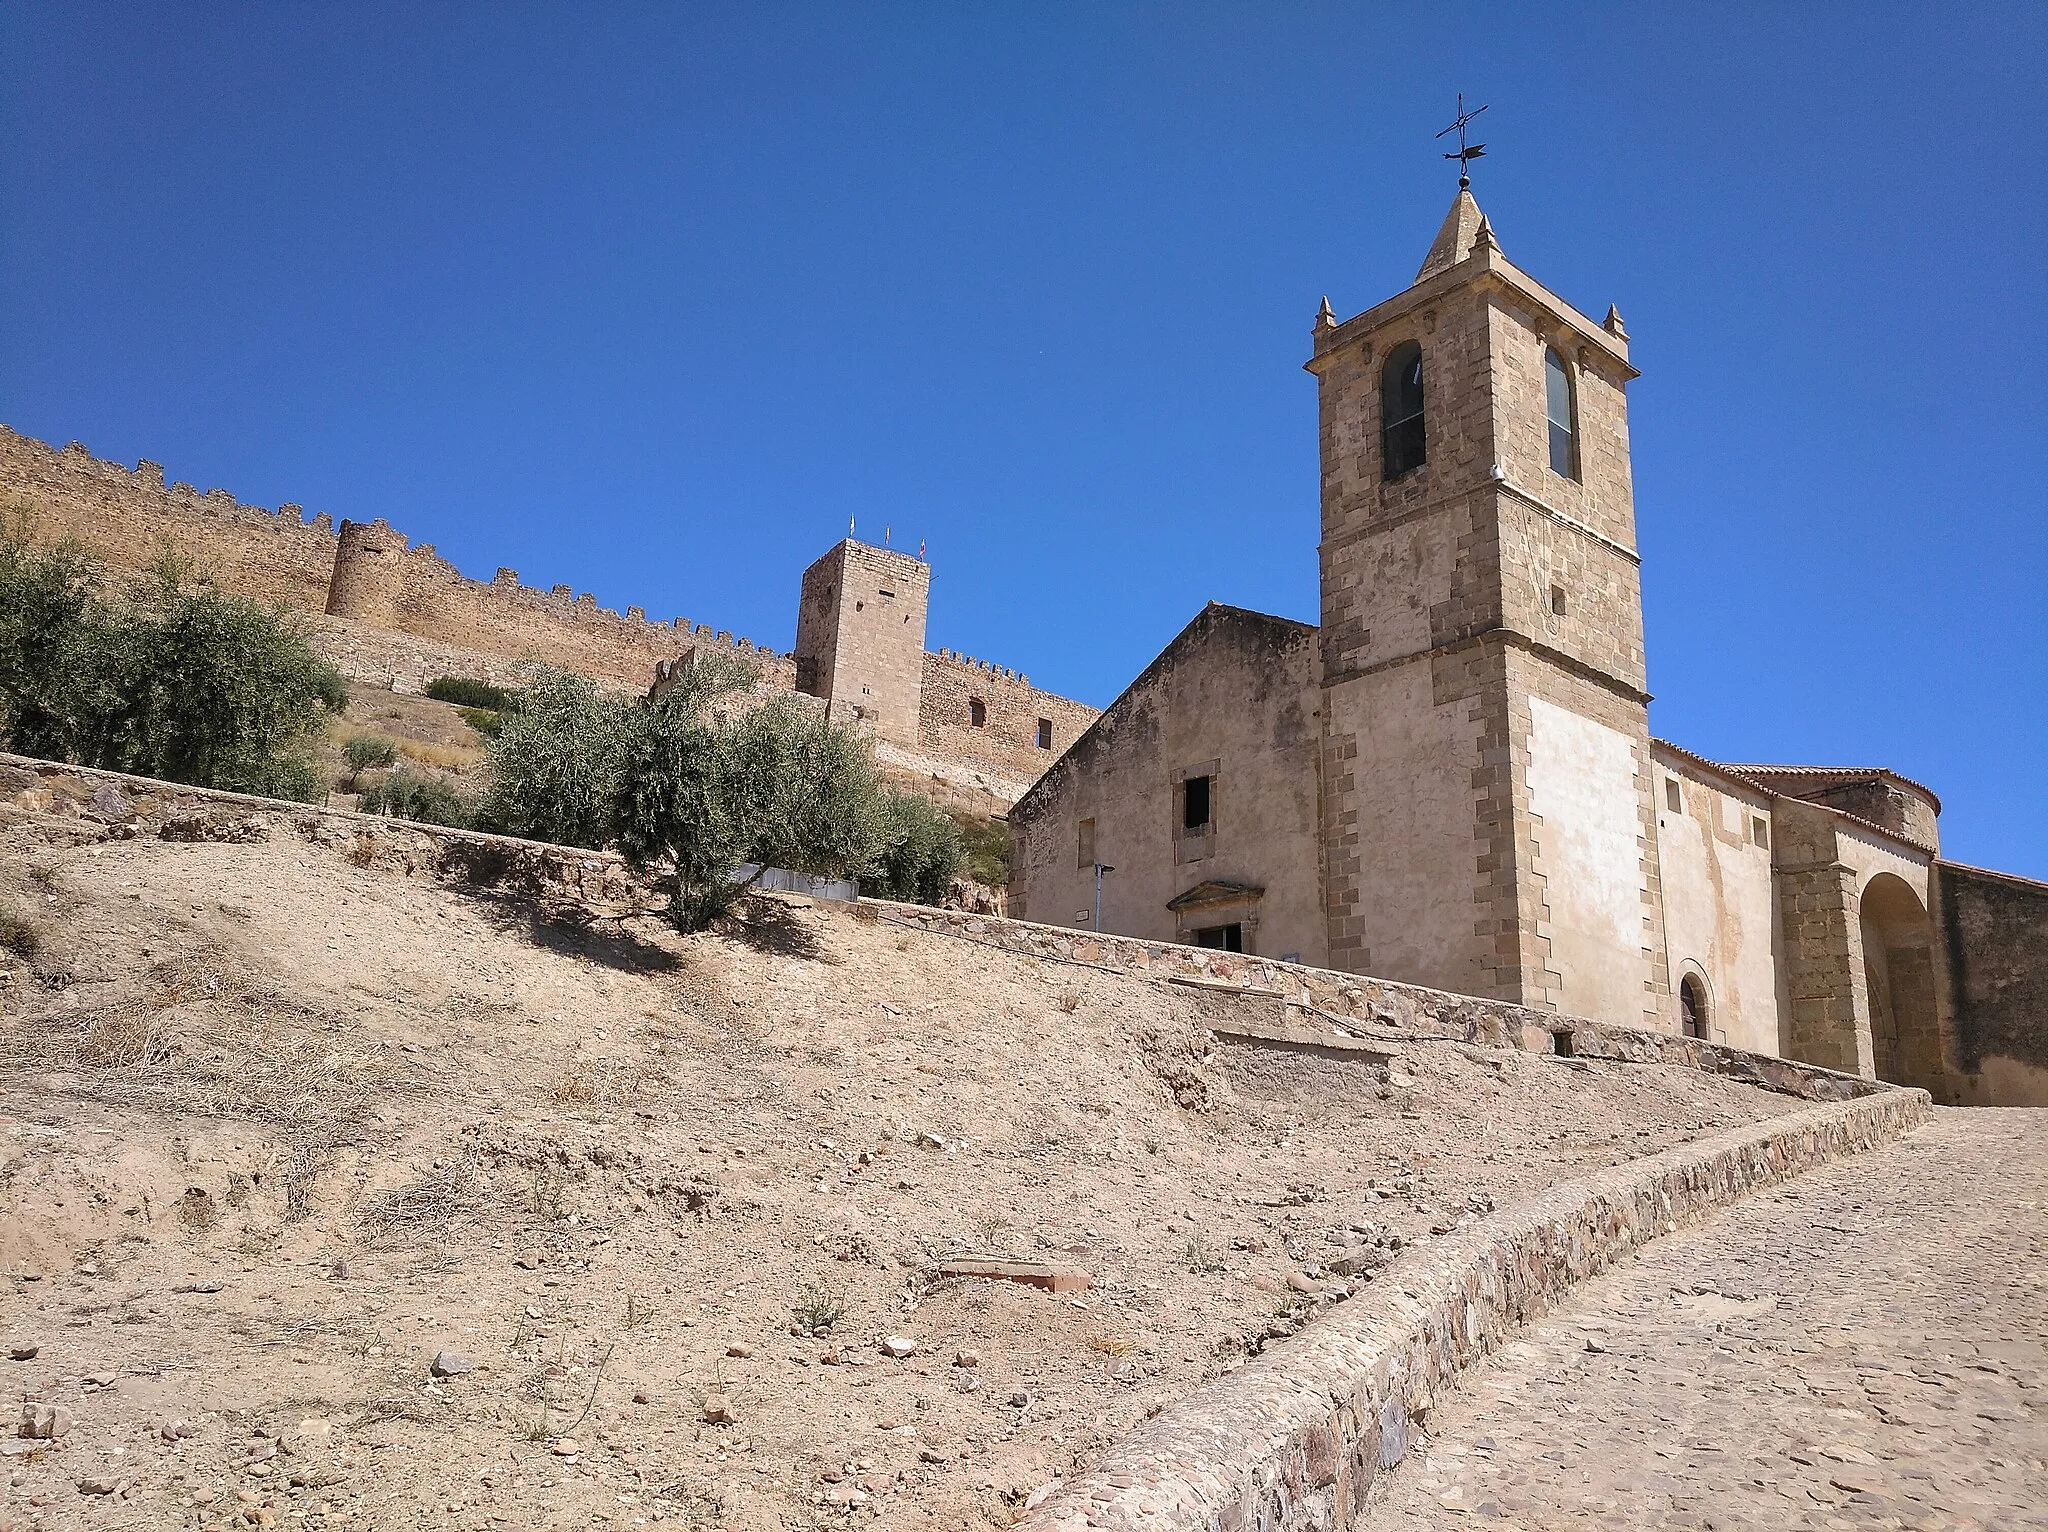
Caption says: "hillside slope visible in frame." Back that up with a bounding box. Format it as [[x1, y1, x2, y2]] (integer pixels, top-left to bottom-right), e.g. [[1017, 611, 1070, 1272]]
[[0, 797, 1800, 1530]]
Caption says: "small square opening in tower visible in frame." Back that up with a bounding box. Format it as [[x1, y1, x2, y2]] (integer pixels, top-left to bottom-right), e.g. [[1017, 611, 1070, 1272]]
[[968, 698, 986, 728], [1665, 779, 1682, 813], [1182, 774, 1212, 833], [1550, 584, 1567, 616], [1036, 718, 1053, 750], [1752, 816, 1771, 849]]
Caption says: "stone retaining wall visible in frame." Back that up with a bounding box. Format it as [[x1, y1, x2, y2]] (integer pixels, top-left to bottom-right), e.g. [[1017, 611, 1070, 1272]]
[[1, 750, 1883, 1112], [1019, 1086, 1929, 1532], [0, 753, 643, 914], [864, 901, 1888, 1103]]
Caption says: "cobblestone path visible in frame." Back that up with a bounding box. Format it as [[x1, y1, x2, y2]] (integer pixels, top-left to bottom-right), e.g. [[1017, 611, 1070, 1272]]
[[1365, 1107, 2048, 1529]]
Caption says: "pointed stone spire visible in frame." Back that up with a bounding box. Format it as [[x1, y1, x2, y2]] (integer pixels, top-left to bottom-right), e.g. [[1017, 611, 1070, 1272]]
[[1314, 295, 1337, 331], [1416, 186, 1486, 282], [1604, 304, 1628, 339]]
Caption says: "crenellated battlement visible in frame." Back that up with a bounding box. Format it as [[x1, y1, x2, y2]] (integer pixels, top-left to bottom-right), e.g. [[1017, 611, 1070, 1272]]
[[932, 648, 1028, 684], [1, 422, 1092, 797]]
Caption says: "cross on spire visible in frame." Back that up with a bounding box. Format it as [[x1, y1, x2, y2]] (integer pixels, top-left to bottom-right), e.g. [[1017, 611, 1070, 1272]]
[[1435, 93, 1489, 189]]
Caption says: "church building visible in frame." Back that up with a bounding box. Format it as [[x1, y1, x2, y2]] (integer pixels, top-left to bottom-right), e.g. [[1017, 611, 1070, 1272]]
[[1008, 186, 2047, 1108]]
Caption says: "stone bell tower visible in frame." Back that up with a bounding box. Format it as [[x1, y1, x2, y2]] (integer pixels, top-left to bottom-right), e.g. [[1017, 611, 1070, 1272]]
[[1306, 187, 1672, 1028]]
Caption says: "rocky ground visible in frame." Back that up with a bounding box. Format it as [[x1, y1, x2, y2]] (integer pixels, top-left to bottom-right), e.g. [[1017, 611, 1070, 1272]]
[[1363, 1108, 2048, 1529], [0, 798, 1806, 1530]]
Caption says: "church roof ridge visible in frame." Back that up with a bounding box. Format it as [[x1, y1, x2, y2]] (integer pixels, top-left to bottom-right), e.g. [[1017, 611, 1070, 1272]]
[[1720, 762, 1943, 814], [1200, 598, 1317, 633]]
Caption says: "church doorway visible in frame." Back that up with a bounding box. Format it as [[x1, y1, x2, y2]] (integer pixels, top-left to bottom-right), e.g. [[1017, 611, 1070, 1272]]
[[1679, 974, 1710, 1040], [1858, 873, 1942, 1090]]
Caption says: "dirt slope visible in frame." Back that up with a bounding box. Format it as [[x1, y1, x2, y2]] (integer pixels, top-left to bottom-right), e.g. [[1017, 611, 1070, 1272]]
[[0, 804, 1801, 1530]]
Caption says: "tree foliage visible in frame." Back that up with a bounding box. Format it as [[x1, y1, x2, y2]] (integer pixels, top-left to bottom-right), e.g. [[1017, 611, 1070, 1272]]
[[424, 675, 513, 711], [476, 654, 967, 929], [359, 766, 471, 828], [611, 655, 891, 929], [953, 813, 1011, 889], [869, 790, 966, 906], [0, 533, 345, 801], [474, 669, 639, 849], [342, 734, 398, 787]]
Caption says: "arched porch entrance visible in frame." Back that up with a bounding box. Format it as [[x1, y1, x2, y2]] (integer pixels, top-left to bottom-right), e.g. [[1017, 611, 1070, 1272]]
[[1858, 873, 1942, 1090]]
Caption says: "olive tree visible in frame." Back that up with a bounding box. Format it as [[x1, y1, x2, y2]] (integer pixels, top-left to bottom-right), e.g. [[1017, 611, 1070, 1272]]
[[475, 670, 639, 849], [868, 788, 965, 905], [0, 534, 345, 801], [611, 657, 889, 931]]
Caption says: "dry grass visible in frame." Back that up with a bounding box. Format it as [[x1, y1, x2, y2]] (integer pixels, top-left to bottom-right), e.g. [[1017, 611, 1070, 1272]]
[[396, 739, 483, 771], [0, 903, 41, 958], [1087, 1333, 1135, 1357], [0, 951, 399, 1133], [546, 1058, 655, 1108], [1182, 1232, 1225, 1274], [356, 1159, 481, 1245]]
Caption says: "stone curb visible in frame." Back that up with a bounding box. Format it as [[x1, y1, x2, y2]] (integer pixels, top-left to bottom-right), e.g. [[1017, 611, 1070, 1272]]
[[1019, 1087, 1930, 1532]]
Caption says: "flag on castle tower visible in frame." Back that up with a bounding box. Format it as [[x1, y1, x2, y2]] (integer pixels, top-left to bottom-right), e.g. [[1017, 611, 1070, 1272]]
[[918, 538, 926, 560]]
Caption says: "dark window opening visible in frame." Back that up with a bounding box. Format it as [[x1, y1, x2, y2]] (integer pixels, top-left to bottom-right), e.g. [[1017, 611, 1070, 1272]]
[[1194, 923, 1243, 953], [1680, 975, 1709, 1040], [1545, 347, 1579, 480], [1182, 774, 1212, 833], [968, 698, 986, 728], [1035, 717, 1053, 750], [1552, 1028, 1575, 1058], [1550, 584, 1567, 616], [879, 588, 895, 598], [1381, 341, 1427, 481]]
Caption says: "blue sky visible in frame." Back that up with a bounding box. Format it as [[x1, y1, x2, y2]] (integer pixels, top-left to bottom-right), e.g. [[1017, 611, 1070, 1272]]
[[3, 4, 2043, 877]]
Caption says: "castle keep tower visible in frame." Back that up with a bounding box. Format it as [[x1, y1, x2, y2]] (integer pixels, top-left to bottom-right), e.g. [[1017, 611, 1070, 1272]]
[[1307, 188, 1671, 1027], [792, 539, 931, 747]]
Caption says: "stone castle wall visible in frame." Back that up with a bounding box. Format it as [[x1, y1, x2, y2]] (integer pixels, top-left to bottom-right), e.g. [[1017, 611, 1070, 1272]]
[[0, 427, 793, 691], [0, 425, 1094, 796], [322, 516, 798, 691], [919, 649, 1098, 779], [0, 426, 340, 609]]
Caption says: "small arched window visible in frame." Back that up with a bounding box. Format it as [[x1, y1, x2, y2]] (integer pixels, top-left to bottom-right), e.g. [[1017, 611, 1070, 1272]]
[[1679, 974, 1709, 1040], [1544, 348, 1578, 480], [968, 697, 987, 729], [1380, 341, 1426, 481]]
